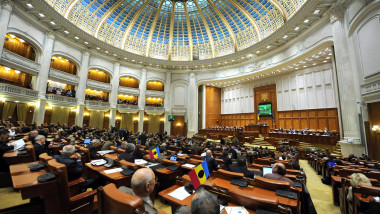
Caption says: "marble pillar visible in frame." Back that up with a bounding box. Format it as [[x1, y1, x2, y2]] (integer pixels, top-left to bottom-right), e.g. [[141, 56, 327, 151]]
[[0, 1, 12, 56], [164, 72, 171, 134], [138, 69, 147, 132], [187, 73, 197, 137]]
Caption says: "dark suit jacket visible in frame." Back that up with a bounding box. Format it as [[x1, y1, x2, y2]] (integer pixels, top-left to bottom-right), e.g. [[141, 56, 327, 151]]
[[0, 142, 14, 172], [54, 154, 83, 181], [33, 143, 49, 159], [133, 147, 143, 159], [201, 156, 218, 172], [118, 152, 135, 163], [220, 155, 232, 169], [263, 173, 295, 187]]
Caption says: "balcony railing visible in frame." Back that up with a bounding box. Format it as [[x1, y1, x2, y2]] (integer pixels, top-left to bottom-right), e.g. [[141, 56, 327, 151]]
[[46, 94, 77, 105], [0, 83, 38, 99], [87, 79, 111, 92], [144, 106, 164, 114], [49, 68, 79, 84], [117, 104, 139, 111], [85, 100, 110, 108], [145, 90, 165, 98], [1, 49, 40, 74], [118, 86, 140, 95]]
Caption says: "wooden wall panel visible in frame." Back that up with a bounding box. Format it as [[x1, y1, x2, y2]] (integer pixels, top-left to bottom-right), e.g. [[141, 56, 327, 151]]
[[367, 102, 380, 161], [220, 113, 256, 127], [254, 84, 277, 129], [277, 108, 339, 131], [171, 116, 187, 136], [205, 86, 221, 127]]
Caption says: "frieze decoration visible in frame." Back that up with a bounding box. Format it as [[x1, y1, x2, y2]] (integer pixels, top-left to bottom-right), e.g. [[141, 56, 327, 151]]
[[46, 94, 78, 105], [118, 86, 140, 95], [361, 80, 380, 96], [172, 107, 187, 115], [0, 83, 38, 99], [145, 90, 165, 98], [248, 61, 264, 73], [86, 79, 112, 91], [85, 100, 110, 108], [49, 68, 79, 84], [1, 49, 40, 72], [117, 104, 139, 111]]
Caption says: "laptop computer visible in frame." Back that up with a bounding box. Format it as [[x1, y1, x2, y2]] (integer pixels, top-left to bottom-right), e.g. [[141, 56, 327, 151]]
[[328, 162, 335, 167], [263, 167, 272, 176], [84, 138, 91, 144], [170, 156, 177, 161]]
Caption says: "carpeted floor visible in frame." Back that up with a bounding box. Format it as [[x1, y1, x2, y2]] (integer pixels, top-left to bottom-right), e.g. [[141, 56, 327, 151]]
[[0, 160, 340, 214]]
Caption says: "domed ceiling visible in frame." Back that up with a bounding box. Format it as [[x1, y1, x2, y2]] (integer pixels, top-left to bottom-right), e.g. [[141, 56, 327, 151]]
[[45, 0, 306, 61]]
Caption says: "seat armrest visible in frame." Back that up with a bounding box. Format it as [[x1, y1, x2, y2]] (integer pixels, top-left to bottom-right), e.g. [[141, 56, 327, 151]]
[[68, 178, 86, 196], [69, 189, 97, 212]]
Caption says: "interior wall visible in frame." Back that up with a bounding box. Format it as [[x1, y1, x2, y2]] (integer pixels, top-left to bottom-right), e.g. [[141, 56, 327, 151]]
[[205, 86, 221, 127], [277, 108, 339, 131], [220, 113, 256, 127], [254, 84, 277, 129], [171, 115, 187, 136], [367, 102, 380, 161]]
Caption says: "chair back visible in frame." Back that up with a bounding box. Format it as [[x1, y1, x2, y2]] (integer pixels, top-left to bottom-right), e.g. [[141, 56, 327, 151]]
[[47, 159, 70, 211], [228, 188, 283, 212], [254, 176, 291, 191], [161, 158, 179, 166], [97, 183, 146, 214], [26, 144, 36, 162], [216, 169, 244, 180], [119, 160, 139, 170], [339, 168, 362, 178], [39, 153, 53, 164]]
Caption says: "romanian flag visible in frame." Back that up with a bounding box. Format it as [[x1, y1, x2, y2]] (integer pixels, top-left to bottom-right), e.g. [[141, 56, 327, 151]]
[[148, 147, 160, 159], [257, 113, 260, 123], [188, 160, 210, 189]]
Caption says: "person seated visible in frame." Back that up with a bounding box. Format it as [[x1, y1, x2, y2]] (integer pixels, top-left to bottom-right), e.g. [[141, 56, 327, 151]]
[[118, 143, 136, 163], [175, 188, 219, 214], [54, 145, 83, 181], [347, 173, 371, 202], [219, 150, 232, 170], [8, 127, 16, 137], [119, 168, 157, 214], [34, 135, 51, 158], [101, 138, 116, 151], [229, 156, 261, 178], [278, 126, 284, 131], [201, 150, 218, 172], [263, 163, 295, 187], [0, 130, 16, 172]]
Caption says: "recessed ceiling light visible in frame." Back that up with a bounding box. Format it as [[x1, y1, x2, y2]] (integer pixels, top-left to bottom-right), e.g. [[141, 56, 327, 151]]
[[326, 57, 330, 59], [314, 10, 320, 14], [283, 35, 288, 39], [323, 61, 328, 63], [208, 64, 211, 66], [105, 51, 109, 53], [294, 27, 300, 31], [39, 13, 45, 17], [149, 63, 152, 65], [26, 4, 33, 8], [96, 47, 100, 50], [132, 59, 135, 62], [64, 30, 69, 34], [84, 41, 88, 44], [113, 54, 117, 56], [303, 66, 307, 68], [4, 67, 10, 70], [50, 21, 56, 25], [304, 19, 310, 23], [295, 68, 299, 70], [139, 61, 142, 63], [313, 63, 317, 65], [256, 51, 260, 54], [19, 39, 25, 43], [267, 45, 271, 49], [156, 65, 159, 67], [232, 60, 235, 62], [124, 57, 127, 60], [74, 36, 79, 39], [15, 101, 19, 103], [15, 70, 20, 74], [9, 34, 15, 38], [224, 61, 228, 64], [328, 53, 332, 55], [218, 62, 221, 65]]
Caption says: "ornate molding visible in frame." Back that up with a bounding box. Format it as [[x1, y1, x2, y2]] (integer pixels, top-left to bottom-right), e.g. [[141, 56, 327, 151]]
[[1, 49, 40, 73], [46, 94, 78, 106], [361, 80, 380, 96], [145, 90, 165, 98], [172, 107, 187, 116], [144, 106, 164, 115], [86, 79, 112, 92], [49, 68, 79, 84], [0, 83, 38, 99], [327, 3, 346, 24], [117, 104, 139, 113], [248, 61, 265, 73], [1, 0, 13, 12], [85, 100, 110, 108], [46, 32, 55, 40], [118, 86, 140, 95]]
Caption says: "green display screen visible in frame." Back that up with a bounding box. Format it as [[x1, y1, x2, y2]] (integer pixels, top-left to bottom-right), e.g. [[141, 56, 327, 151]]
[[168, 115, 175, 121], [258, 103, 272, 116]]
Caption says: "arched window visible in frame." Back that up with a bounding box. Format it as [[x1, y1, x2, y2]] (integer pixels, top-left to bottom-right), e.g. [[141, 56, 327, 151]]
[[3, 34, 36, 61], [88, 69, 110, 83], [119, 76, 139, 88], [146, 80, 164, 91], [50, 56, 77, 75]]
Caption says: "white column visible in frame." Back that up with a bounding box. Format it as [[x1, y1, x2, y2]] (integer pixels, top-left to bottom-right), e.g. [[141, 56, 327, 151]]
[[329, 4, 361, 141], [109, 108, 117, 129], [32, 99, 47, 126], [164, 72, 171, 134], [138, 69, 147, 133], [0, 1, 12, 56], [108, 63, 120, 129], [202, 84, 206, 128], [76, 51, 90, 104], [75, 104, 85, 127], [36, 32, 55, 99], [187, 73, 197, 137]]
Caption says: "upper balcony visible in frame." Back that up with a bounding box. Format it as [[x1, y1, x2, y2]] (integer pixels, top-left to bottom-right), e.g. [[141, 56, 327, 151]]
[[1, 49, 40, 75], [46, 94, 78, 106], [49, 68, 79, 85], [85, 100, 110, 108], [86, 79, 112, 92], [0, 83, 38, 100]]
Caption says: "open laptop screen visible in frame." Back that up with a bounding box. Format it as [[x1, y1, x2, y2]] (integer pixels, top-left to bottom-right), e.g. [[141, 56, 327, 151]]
[[84, 138, 91, 144], [170, 156, 177, 161], [263, 167, 272, 176]]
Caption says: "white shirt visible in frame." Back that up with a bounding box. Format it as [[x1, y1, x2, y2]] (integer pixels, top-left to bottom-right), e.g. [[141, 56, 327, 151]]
[[8, 129, 15, 137]]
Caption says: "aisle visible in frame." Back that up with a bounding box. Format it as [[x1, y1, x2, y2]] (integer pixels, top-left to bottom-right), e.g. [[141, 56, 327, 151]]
[[299, 160, 340, 214]]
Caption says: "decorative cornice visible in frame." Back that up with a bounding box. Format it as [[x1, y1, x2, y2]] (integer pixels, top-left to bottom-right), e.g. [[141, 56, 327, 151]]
[[327, 3, 346, 24], [118, 86, 140, 96], [361, 79, 380, 96], [86, 79, 112, 92], [1, 0, 13, 12], [1, 49, 40, 74], [45, 94, 77, 106], [48, 68, 79, 84], [145, 90, 165, 98]]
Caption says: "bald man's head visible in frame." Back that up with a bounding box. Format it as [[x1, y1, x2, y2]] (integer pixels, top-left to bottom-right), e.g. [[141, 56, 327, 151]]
[[131, 168, 155, 197], [273, 163, 286, 176], [62, 145, 75, 157]]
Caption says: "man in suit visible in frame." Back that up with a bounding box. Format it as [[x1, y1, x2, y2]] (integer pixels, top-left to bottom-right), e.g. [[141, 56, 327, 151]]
[[175, 187, 219, 214], [28, 130, 39, 144], [118, 143, 136, 163], [229, 156, 262, 179], [54, 145, 83, 181], [0, 130, 15, 172], [138, 132, 147, 146], [33, 135, 50, 159], [119, 168, 158, 214], [201, 150, 218, 173], [219, 150, 232, 170], [192, 142, 201, 155], [264, 163, 295, 187]]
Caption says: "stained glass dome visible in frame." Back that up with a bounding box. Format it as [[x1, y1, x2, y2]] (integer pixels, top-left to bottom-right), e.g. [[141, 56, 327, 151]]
[[45, 0, 306, 61]]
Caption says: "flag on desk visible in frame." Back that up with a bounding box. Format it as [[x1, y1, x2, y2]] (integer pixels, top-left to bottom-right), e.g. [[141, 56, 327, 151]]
[[188, 160, 210, 189], [272, 111, 275, 122], [148, 147, 160, 159], [257, 113, 260, 123]]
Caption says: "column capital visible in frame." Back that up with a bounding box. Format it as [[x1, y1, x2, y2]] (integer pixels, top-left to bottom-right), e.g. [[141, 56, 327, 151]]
[[114, 62, 120, 67], [46, 32, 55, 40], [189, 72, 195, 79], [1, 0, 13, 12], [327, 3, 345, 24], [83, 51, 90, 56], [142, 68, 147, 73]]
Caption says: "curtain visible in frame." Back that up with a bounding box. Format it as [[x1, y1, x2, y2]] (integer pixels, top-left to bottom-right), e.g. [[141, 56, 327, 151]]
[[120, 113, 134, 132], [89, 111, 104, 129], [148, 115, 160, 134], [51, 107, 70, 125], [16, 103, 27, 122], [1, 102, 17, 120]]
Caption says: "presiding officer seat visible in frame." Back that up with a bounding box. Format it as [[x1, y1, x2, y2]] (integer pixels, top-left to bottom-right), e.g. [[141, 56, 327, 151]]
[[47, 159, 97, 214]]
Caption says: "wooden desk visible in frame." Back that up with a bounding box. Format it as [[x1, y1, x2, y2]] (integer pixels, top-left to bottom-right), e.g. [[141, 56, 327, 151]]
[[269, 132, 338, 145], [159, 185, 255, 214], [11, 170, 60, 214], [9, 161, 39, 176], [104, 153, 119, 160], [3, 150, 32, 164], [245, 126, 269, 136], [85, 163, 131, 187]]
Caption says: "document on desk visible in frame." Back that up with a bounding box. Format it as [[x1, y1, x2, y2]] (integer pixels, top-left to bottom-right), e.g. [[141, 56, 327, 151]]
[[10, 139, 25, 150], [168, 186, 191, 201], [225, 206, 248, 214], [135, 159, 148, 165], [182, 164, 196, 168], [103, 168, 123, 174], [97, 150, 114, 156]]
